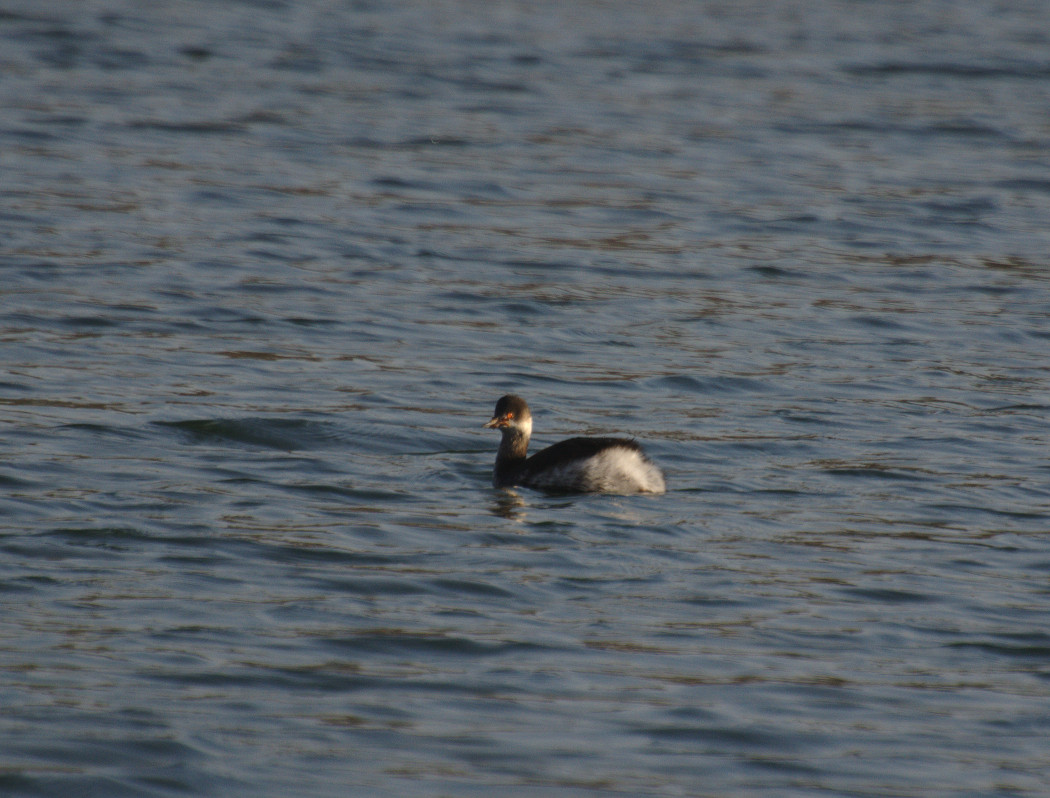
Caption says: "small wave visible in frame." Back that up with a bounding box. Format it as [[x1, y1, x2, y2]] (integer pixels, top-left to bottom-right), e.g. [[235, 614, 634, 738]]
[[948, 635, 1050, 659], [321, 631, 552, 658], [817, 461, 932, 481], [840, 587, 936, 604], [156, 417, 350, 451], [125, 119, 247, 134], [844, 61, 1050, 80], [647, 374, 771, 394]]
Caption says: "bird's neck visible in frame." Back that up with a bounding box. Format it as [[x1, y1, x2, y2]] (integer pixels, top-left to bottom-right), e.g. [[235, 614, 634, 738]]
[[497, 427, 530, 461], [494, 427, 530, 485]]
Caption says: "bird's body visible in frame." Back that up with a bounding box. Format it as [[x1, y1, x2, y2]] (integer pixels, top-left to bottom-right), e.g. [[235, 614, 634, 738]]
[[484, 395, 666, 494]]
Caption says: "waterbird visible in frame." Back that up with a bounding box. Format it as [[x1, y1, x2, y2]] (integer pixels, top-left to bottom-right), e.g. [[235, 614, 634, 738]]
[[484, 394, 666, 493]]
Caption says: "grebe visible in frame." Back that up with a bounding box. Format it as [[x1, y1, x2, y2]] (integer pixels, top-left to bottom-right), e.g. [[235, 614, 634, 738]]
[[483, 395, 666, 494]]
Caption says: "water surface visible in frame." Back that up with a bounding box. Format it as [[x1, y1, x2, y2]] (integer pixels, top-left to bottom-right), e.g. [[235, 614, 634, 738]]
[[2, 1, 1050, 796]]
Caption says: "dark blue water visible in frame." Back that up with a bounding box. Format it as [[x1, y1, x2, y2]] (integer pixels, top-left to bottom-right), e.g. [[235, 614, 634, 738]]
[[3, 1, 1050, 796]]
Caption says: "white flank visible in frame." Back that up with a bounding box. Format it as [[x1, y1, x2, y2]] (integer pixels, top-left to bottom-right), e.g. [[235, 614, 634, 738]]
[[527, 446, 666, 494]]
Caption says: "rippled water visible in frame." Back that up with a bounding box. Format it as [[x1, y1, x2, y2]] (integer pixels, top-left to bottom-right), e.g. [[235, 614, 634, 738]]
[[3, 1, 1050, 796]]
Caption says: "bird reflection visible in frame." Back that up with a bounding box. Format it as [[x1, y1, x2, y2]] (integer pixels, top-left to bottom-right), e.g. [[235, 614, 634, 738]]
[[491, 488, 527, 520]]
